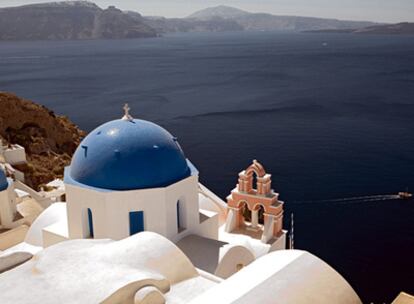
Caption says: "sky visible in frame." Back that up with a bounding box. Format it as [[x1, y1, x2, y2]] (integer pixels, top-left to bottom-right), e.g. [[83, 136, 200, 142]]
[[0, 0, 413, 23]]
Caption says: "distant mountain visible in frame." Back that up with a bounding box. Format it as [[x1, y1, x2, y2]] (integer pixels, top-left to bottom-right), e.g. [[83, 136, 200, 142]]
[[306, 22, 414, 35], [0, 2, 384, 41], [0, 1, 157, 40], [187, 5, 249, 20], [143, 16, 243, 33], [354, 22, 414, 34], [186, 6, 377, 31]]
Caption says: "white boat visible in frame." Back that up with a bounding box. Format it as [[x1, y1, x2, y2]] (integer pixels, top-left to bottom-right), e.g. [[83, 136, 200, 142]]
[[398, 190, 413, 199]]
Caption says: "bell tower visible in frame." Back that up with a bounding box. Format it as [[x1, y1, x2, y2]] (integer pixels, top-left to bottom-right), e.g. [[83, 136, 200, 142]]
[[225, 160, 285, 246]]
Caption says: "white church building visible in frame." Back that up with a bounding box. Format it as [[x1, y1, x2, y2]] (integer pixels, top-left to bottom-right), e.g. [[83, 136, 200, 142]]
[[63, 108, 217, 243], [0, 106, 362, 304], [34, 106, 219, 248]]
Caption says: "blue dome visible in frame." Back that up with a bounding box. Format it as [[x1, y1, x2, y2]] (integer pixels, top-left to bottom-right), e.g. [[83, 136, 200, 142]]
[[68, 119, 191, 191], [0, 168, 8, 192]]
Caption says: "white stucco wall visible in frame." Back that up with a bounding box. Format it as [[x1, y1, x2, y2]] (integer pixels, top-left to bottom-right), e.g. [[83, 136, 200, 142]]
[[0, 182, 17, 228], [42, 220, 69, 248], [25, 203, 67, 247], [0, 225, 29, 251], [198, 183, 228, 226], [3, 145, 26, 165], [65, 174, 210, 242], [66, 184, 106, 239], [270, 231, 287, 252], [192, 209, 219, 241], [165, 175, 199, 240]]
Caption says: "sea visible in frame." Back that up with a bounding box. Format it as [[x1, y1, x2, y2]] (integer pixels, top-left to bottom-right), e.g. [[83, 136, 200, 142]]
[[0, 31, 413, 302]]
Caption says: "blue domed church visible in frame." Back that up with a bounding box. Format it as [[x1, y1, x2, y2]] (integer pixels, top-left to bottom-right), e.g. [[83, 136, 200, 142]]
[[64, 106, 218, 242]]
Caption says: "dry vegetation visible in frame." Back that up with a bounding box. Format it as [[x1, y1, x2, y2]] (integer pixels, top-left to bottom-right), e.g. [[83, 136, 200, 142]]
[[0, 92, 85, 190]]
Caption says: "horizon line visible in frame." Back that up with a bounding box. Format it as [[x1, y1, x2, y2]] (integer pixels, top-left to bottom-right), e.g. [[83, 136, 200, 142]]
[[0, 1, 410, 24]]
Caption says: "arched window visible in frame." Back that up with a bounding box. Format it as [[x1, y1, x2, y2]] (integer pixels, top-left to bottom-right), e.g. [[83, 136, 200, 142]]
[[252, 172, 258, 192], [87, 208, 94, 238], [177, 200, 186, 232]]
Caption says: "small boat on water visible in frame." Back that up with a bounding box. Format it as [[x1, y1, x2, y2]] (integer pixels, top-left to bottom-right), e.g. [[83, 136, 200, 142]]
[[398, 190, 413, 199]]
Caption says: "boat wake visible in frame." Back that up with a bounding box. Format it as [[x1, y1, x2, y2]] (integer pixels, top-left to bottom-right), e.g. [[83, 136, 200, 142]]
[[292, 194, 401, 205]]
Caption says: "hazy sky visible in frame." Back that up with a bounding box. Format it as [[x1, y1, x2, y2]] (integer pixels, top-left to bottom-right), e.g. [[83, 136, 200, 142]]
[[0, 0, 413, 23]]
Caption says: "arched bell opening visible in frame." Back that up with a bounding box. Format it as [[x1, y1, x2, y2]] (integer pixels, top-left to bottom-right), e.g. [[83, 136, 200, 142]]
[[251, 204, 266, 229], [237, 201, 251, 227]]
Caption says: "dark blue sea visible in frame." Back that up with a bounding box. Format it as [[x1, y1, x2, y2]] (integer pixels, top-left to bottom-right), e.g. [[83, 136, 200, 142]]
[[0, 32, 413, 302]]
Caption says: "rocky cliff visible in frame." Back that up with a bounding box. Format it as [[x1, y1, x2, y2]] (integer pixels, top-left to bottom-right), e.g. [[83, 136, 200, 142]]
[[0, 1, 156, 40], [0, 92, 85, 190], [353, 22, 414, 34], [305, 22, 414, 35]]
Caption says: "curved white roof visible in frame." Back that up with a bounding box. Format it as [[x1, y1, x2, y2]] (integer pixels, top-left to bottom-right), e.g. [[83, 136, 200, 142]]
[[189, 249, 362, 304], [24, 202, 67, 247], [0, 232, 200, 304], [0, 230, 362, 304]]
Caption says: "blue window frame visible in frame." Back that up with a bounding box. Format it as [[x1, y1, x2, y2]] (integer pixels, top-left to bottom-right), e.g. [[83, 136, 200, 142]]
[[129, 211, 144, 236], [87, 208, 94, 238]]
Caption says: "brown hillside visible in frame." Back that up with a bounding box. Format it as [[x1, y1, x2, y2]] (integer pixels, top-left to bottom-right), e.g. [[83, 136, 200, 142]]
[[0, 92, 85, 190]]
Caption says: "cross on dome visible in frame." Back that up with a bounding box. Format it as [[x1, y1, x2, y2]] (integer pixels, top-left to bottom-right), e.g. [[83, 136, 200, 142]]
[[122, 103, 133, 121]]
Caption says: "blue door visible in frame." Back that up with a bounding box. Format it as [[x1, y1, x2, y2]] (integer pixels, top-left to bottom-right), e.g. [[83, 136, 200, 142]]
[[129, 211, 144, 236], [87, 208, 94, 238]]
